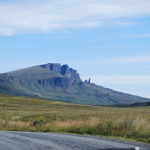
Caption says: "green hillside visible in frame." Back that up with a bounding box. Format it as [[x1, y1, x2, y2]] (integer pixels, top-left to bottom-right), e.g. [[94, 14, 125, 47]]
[[7, 66, 63, 82], [0, 74, 38, 97], [0, 73, 12, 84]]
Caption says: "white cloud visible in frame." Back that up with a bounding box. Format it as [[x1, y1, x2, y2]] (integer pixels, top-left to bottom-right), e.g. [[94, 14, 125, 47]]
[[115, 21, 135, 26], [0, 0, 150, 35], [81, 75, 150, 84]]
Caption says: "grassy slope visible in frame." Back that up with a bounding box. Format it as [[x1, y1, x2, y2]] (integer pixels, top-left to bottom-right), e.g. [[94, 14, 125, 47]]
[[7, 66, 63, 82], [0, 73, 12, 84], [0, 94, 150, 143], [0, 74, 37, 97]]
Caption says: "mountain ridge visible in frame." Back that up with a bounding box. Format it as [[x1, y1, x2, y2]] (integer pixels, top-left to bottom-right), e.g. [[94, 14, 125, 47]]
[[0, 63, 149, 105]]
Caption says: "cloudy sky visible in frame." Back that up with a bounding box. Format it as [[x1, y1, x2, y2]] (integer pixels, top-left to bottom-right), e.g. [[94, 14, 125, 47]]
[[0, 0, 150, 98]]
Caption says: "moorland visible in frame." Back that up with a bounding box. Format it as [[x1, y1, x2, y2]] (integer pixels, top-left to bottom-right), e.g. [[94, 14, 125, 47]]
[[0, 94, 150, 143]]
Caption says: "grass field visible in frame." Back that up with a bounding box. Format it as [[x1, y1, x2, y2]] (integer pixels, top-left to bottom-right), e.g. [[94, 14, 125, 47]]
[[0, 94, 150, 143]]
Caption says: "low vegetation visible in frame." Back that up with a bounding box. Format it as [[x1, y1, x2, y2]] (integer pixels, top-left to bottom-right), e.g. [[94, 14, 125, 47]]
[[0, 94, 150, 143]]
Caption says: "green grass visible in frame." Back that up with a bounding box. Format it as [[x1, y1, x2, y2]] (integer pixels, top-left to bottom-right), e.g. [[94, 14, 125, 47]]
[[0, 94, 150, 143]]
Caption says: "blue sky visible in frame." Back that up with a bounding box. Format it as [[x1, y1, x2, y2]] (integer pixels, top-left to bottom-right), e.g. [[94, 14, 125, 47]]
[[0, 0, 150, 98]]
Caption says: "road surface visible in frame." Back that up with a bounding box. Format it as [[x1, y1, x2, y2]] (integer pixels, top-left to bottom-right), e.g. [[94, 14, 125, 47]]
[[0, 131, 149, 150]]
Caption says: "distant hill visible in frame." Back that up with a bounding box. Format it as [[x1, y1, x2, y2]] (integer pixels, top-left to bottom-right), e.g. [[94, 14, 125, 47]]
[[0, 63, 149, 105], [105, 101, 150, 108]]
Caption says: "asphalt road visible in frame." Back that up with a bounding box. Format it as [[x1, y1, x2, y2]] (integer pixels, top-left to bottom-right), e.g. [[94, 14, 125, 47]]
[[0, 131, 149, 150]]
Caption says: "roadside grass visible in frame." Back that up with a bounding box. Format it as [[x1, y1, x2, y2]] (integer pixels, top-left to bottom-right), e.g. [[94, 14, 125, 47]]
[[0, 94, 150, 143]]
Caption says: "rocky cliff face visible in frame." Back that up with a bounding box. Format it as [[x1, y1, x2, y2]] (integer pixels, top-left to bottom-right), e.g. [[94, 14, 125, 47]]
[[38, 77, 73, 88], [40, 63, 62, 74], [40, 63, 80, 80]]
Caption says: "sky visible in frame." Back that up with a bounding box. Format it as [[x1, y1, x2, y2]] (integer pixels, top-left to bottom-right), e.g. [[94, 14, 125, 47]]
[[0, 0, 150, 98]]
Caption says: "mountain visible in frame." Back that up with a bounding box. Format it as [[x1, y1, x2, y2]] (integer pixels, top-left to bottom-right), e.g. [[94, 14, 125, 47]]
[[0, 63, 149, 105]]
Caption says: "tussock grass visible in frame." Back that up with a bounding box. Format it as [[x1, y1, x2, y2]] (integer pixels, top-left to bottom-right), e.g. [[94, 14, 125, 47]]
[[0, 94, 150, 143]]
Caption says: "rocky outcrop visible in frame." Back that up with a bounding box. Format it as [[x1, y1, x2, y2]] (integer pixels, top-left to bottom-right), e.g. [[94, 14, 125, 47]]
[[84, 78, 90, 83], [84, 80, 87, 83], [41, 63, 61, 74], [40, 63, 81, 80], [38, 77, 73, 88], [61, 65, 80, 79], [88, 78, 90, 83]]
